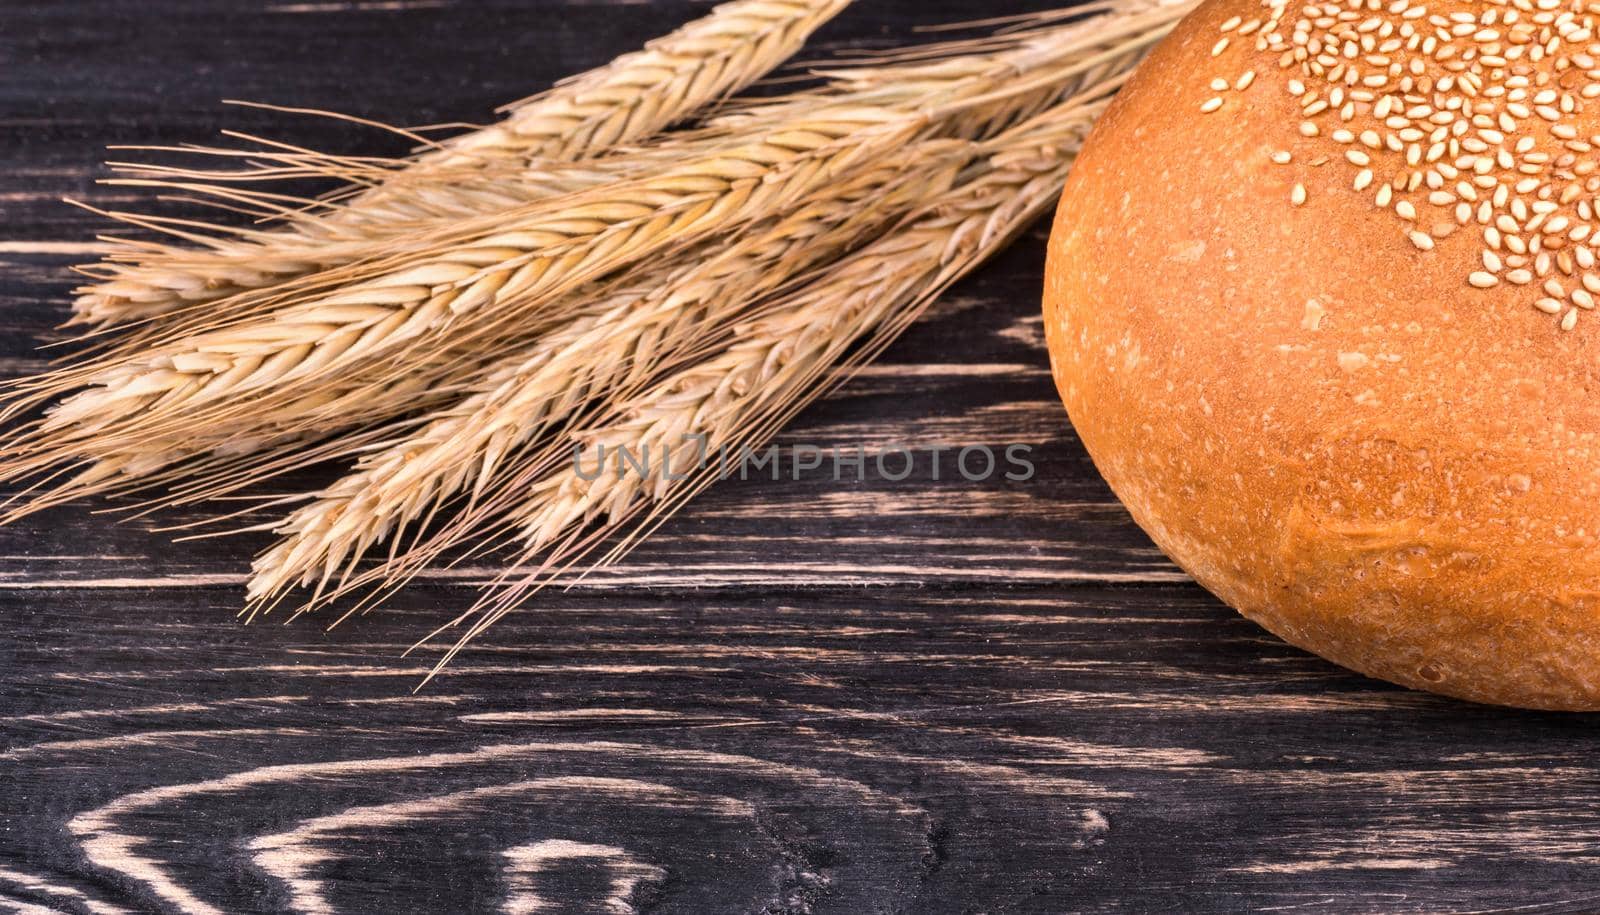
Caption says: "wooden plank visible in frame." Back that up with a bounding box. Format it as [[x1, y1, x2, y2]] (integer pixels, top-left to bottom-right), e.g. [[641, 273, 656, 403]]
[[3, 1, 1596, 913]]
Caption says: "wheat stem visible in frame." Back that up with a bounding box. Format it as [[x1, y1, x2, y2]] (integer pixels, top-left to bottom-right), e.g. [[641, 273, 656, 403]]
[[37, 109, 921, 443], [71, 0, 853, 327], [39, 10, 1185, 454], [412, 94, 1111, 670], [245, 138, 976, 603]]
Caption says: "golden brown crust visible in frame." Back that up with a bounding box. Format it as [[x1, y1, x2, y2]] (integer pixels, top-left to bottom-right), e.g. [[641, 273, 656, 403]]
[[1044, 0, 1600, 709]]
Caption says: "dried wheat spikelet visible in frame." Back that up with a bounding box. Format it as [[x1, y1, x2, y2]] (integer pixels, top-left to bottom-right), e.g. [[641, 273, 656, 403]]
[[0, 0, 1201, 670], [18, 257, 701, 520], [268, 80, 1129, 633], [71, 158, 645, 330], [438, 0, 854, 166], [67, 0, 1181, 354], [421, 93, 1114, 669], [245, 139, 976, 604], [70, 0, 1163, 335], [71, 0, 853, 328], [30, 8, 1185, 456], [26, 108, 914, 448]]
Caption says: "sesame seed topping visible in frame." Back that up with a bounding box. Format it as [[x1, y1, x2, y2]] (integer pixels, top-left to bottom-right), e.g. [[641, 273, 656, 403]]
[[1209, 0, 1600, 329]]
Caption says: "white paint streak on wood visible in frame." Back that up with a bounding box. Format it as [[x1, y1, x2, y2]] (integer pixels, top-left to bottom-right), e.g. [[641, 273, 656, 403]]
[[846, 362, 1047, 378], [2, 728, 304, 762], [68, 740, 920, 914], [46, 664, 736, 684], [501, 839, 667, 914], [267, 0, 447, 11], [457, 709, 690, 723], [2, 695, 308, 725], [0, 562, 1191, 590], [252, 778, 733, 913], [0, 866, 133, 914]]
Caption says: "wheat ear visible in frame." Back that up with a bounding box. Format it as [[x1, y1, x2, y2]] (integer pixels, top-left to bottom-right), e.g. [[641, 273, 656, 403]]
[[70, 159, 647, 329], [71, 0, 853, 328], [405, 95, 1109, 669], [30, 107, 928, 444], [68, 0, 1180, 344], [244, 139, 975, 604], [19, 343, 491, 521], [304, 84, 1119, 645], [436, 0, 854, 166], [35, 10, 1187, 445], [17, 257, 675, 519]]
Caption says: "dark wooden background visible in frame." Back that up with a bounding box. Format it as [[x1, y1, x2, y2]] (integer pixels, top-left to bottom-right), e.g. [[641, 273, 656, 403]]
[[5, 2, 1600, 913]]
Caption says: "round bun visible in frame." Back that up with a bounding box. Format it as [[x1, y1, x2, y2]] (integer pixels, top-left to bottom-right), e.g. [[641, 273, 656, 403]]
[[1044, 0, 1600, 709]]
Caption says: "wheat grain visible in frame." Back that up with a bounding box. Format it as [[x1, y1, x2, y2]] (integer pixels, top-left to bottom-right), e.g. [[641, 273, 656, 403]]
[[71, 0, 853, 327], [6, 262, 670, 517]]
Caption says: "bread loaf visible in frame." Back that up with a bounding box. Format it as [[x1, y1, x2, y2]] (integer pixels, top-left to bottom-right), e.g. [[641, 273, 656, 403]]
[[1043, 0, 1600, 709]]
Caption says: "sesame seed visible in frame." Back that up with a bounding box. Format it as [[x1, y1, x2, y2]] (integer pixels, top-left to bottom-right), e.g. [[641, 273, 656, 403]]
[[1292, 183, 1309, 206], [1470, 271, 1501, 288]]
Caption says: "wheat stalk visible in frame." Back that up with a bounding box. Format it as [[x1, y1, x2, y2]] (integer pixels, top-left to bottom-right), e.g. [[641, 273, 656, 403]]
[[67, 0, 1179, 346], [0, 2, 1201, 673], [21, 346, 486, 519], [436, 0, 854, 166], [31, 11, 1183, 456], [408, 93, 1113, 670], [244, 138, 976, 604], [12, 259, 676, 519], [273, 78, 1125, 637], [70, 158, 646, 329], [71, 0, 853, 328], [27, 110, 904, 443]]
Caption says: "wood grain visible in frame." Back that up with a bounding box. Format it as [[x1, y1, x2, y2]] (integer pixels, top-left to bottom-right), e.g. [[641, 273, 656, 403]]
[[4, 2, 1600, 913]]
